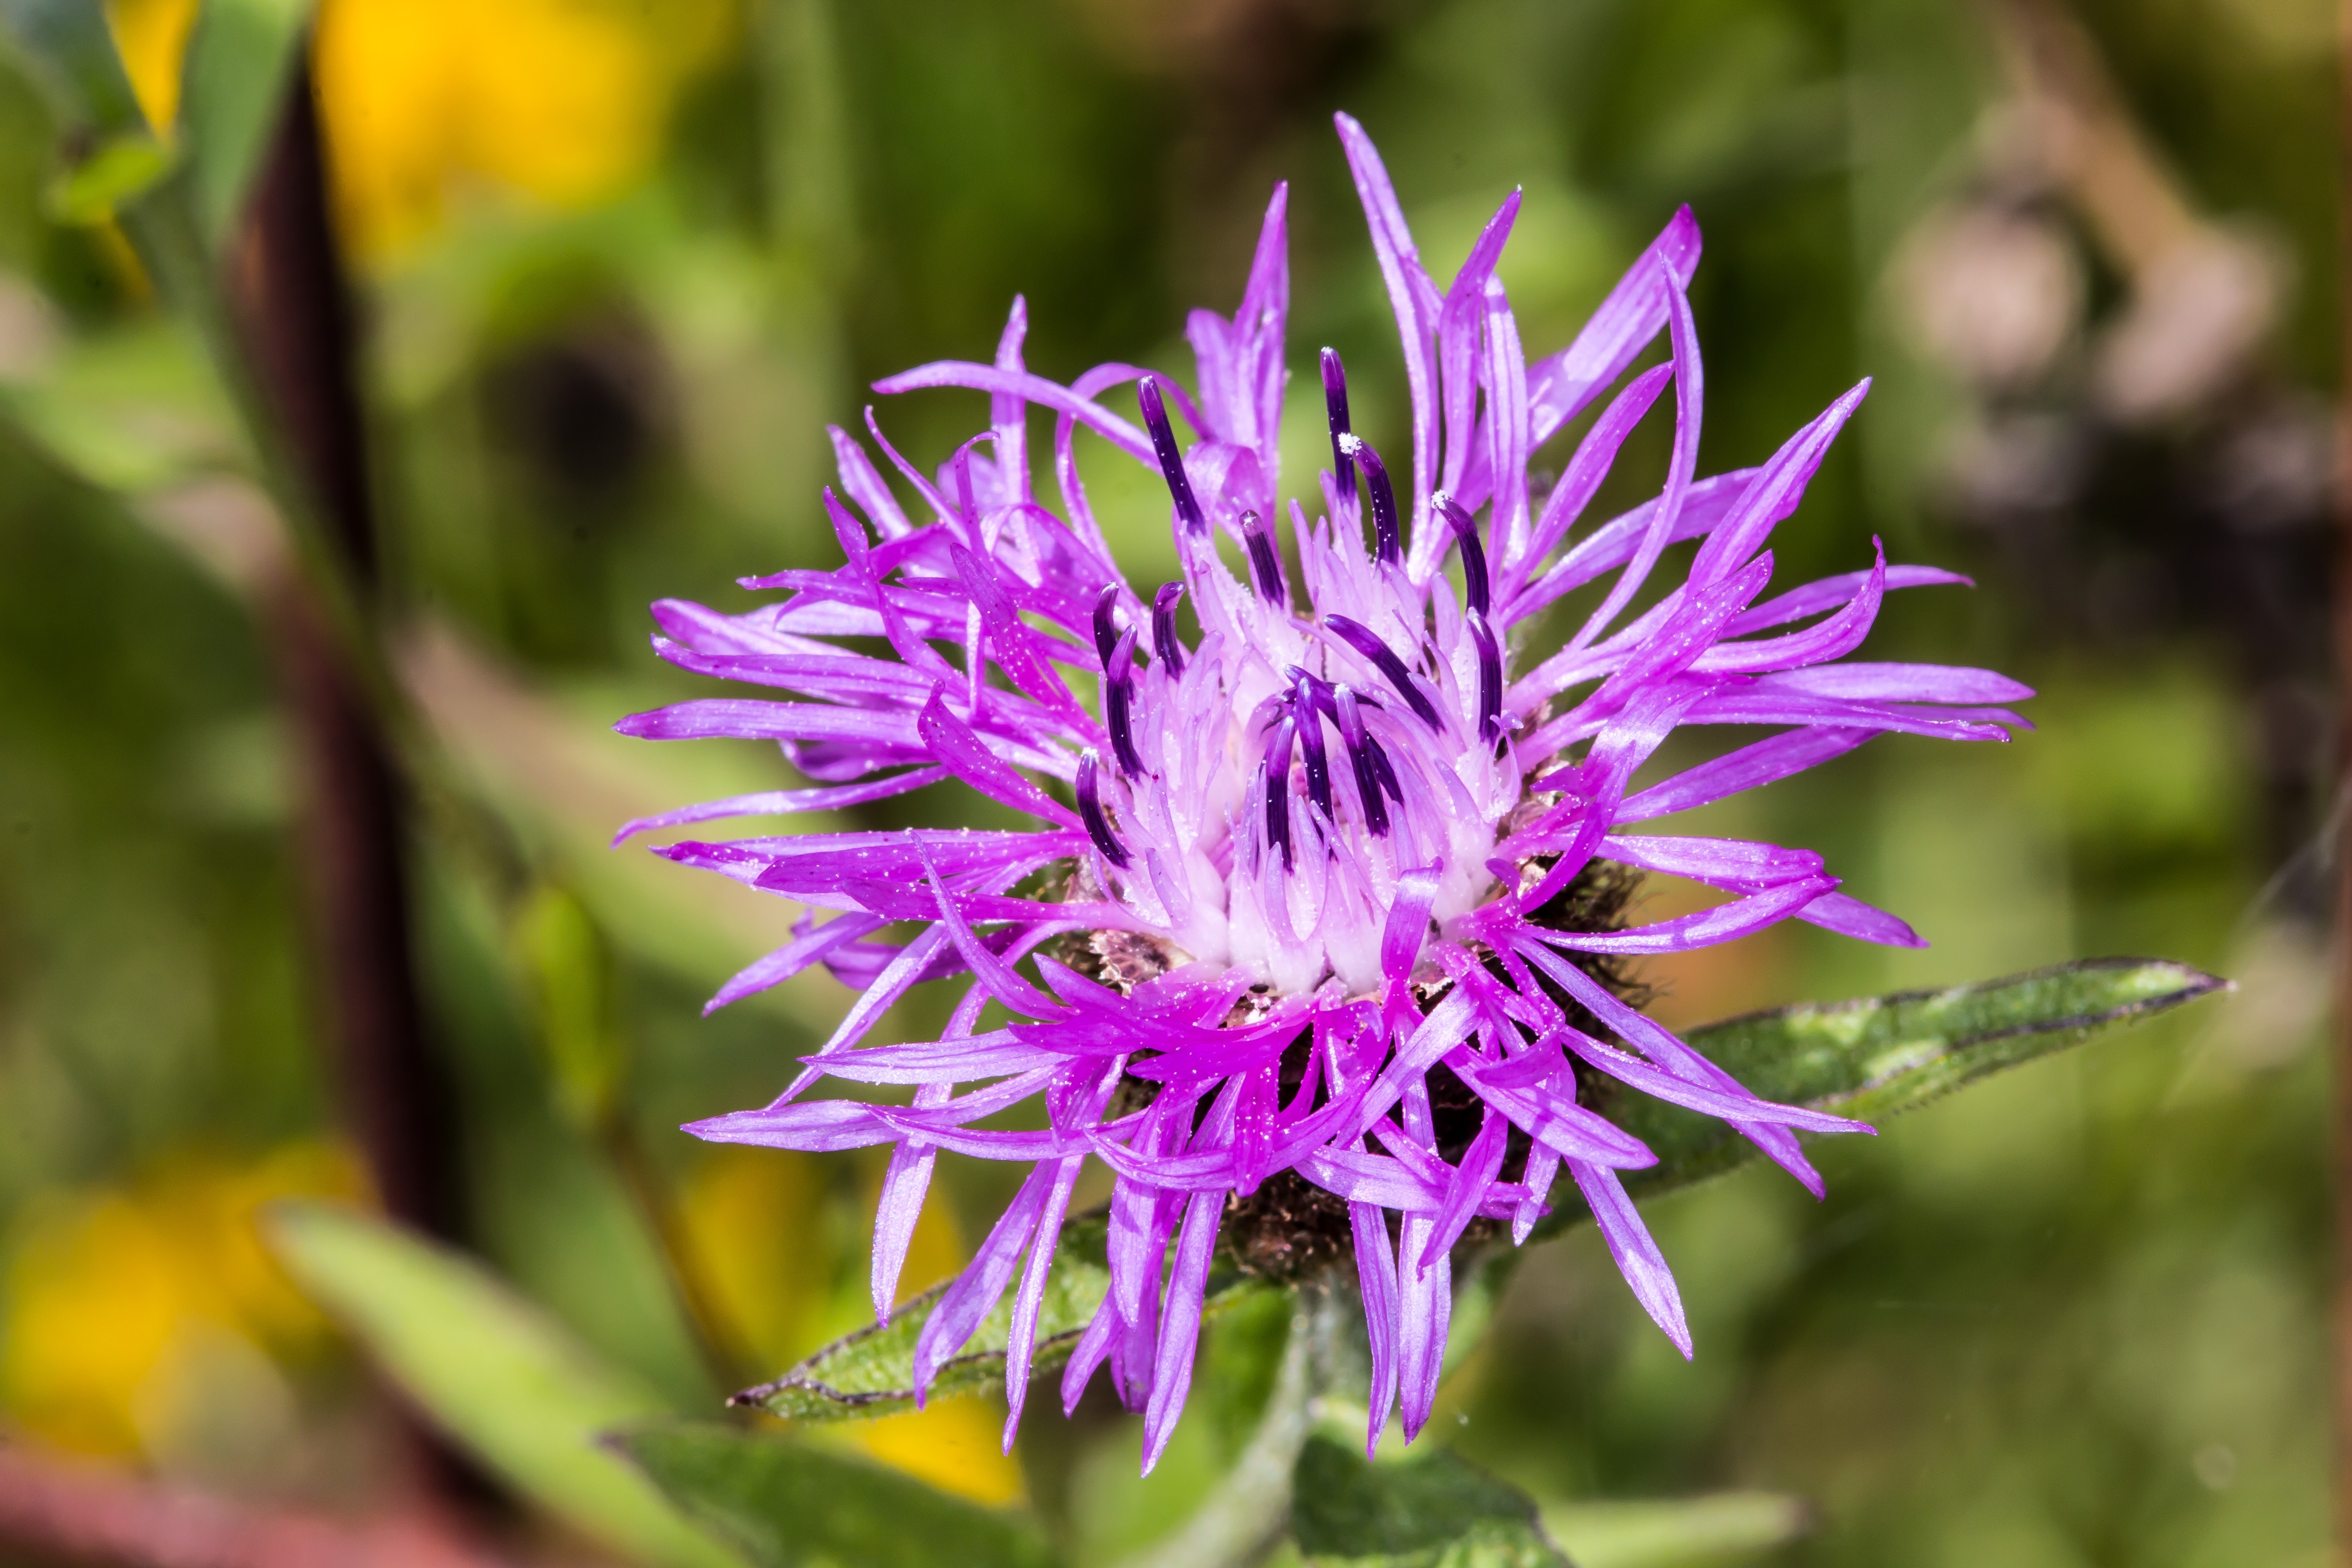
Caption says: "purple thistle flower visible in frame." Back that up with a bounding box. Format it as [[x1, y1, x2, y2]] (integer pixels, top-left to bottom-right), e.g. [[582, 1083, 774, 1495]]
[[616, 114, 2031, 1470]]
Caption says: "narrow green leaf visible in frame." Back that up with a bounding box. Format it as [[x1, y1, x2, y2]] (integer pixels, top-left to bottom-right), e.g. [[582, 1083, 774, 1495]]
[[741, 1203, 1279, 1424], [614, 1421, 1059, 1568], [180, 0, 309, 243], [43, 130, 175, 223], [1539, 956, 2226, 1237], [0, 0, 146, 136], [264, 1202, 743, 1568], [511, 882, 629, 1133], [1290, 1434, 1568, 1568], [1540, 1492, 1808, 1568]]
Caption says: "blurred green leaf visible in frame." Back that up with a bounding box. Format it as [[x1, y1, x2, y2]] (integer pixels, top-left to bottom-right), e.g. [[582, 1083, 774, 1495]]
[[0, 316, 240, 493], [0, 0, 145, 137], [615, 1421, 1060, 1568], [42, 129, 173, 223], [265, 1202, 744, 1568], [1541, 957, 2227, 1235], [180, 0, 308, 244], [1539, 1492, 1808, 1568], [1290, 1434, 1567, 1568], [511, 882, 628, 1133]]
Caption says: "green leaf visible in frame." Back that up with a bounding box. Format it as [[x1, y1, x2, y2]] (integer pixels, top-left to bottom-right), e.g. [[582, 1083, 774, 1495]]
[[43, 129, 175, 223], [0, 0, 147, 137], [1290, 1434, 1568, 1568], [1540, 1492, 1808, 1568], [740, 1223, 1105, 1421], [0, 0, 179, 224], [741, 1207, 1280, 1424], [614, 1421, 1060, 1568], [264, 1202, 743, 1568], [0, 316, 242, 493], [511, 882, 629, 1133], [179, 0, 309, 244], [1539, 956, 2226, 1237]]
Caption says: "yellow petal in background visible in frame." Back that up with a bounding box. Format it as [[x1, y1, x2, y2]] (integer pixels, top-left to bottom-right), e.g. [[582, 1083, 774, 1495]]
[[314, 0, 738, 263], [102, 0, 201, 135], [0, 1142, 362, 1462]]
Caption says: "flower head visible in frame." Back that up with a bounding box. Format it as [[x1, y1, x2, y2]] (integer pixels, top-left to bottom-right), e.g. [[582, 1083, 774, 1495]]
[[618, 114, 2028, 1469]]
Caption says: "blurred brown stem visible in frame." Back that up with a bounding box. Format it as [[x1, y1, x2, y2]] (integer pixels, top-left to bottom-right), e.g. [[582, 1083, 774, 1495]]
[[229, 47, 481, 1506]]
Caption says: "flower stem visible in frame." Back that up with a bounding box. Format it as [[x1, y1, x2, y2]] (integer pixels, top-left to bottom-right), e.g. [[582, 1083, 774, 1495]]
[[1111, 1289, 1328, 1568]]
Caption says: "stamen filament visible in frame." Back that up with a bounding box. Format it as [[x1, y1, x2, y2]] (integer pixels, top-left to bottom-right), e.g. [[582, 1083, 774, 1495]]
[[1321, 347, 1356, 511], [1092, 584, 1121, 667], [1075, 750, 1130, 868], [1138, 377, 1206, 534], [1263, 716, 1296, 869], [1434, 492, 1490, 617], [1332, 684, 1390, 837], [1326, 615, 1443, 732], [1468, 612, 1504, 747], [1242, 510, 1286, 605], [1106, 626, 1144, 776], [1292, 674, 1332, 815], [1152, 582, 1187, 676], [1338, 433, 1400, 564]]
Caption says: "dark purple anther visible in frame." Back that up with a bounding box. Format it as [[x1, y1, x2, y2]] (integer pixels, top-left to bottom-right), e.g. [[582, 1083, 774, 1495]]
[[1092, 584, 1122, 668], [1332, 685, 1389, 838], [1291, 674, 1332, 815], [1152, 582, 1186, 677], [1106, 626, 1144, 777], [1075, 750, 1131, 868], [1241, 510, 1286, 605], [1138, 377, 1206, 535], [1339, 435, 1400, 565], [1326, 614, 1442, 732], [1263, 715, 1296, 869], [1434, 492, 1490, 617], [1367, 737, 1403, 804], [1320, 347, 1356, 508], [1468, 612, 1504, 747]]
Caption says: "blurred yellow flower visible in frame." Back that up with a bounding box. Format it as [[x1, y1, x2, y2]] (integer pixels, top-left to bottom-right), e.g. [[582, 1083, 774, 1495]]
[[102, 0, 198, 136], [102, 0, 735, 262], [677, 1146, 1027, 1507], [845, 1397, 1028, 1508], [1, 1142, 364, 1459], [314, 0, 736, 261]]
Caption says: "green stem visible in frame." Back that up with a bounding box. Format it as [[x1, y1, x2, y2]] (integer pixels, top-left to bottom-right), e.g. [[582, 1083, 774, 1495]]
[[1111, 1290, 1328, 1568]]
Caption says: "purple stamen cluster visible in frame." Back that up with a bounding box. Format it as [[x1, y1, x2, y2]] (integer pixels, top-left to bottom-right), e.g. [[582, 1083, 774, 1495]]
[[617, 114, 2030, 1472]]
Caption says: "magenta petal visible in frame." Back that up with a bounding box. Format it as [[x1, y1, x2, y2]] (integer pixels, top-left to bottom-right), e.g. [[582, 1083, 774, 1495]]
[[1351, 1199, 1402, 1453], [1525, 204, 1702, 449], [1140, 1188, 1223, 1475], [1380, 863, 1443, 989], [1419, 1104, 1507, 1271], [874, 362, 1154, 464], [1396, 1211, 1451, 1442], [1002, 1155, 1086, 1449], [1571, 1160, 1691, 1357], [1617, 728, 1874, 822], [911, 1165, 1054, 1403], [870, 1088, 947, 1324]]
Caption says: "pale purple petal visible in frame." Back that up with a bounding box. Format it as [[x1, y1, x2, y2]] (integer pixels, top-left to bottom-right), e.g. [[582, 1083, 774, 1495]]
[[1571, 1160, 1691, 1358]]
